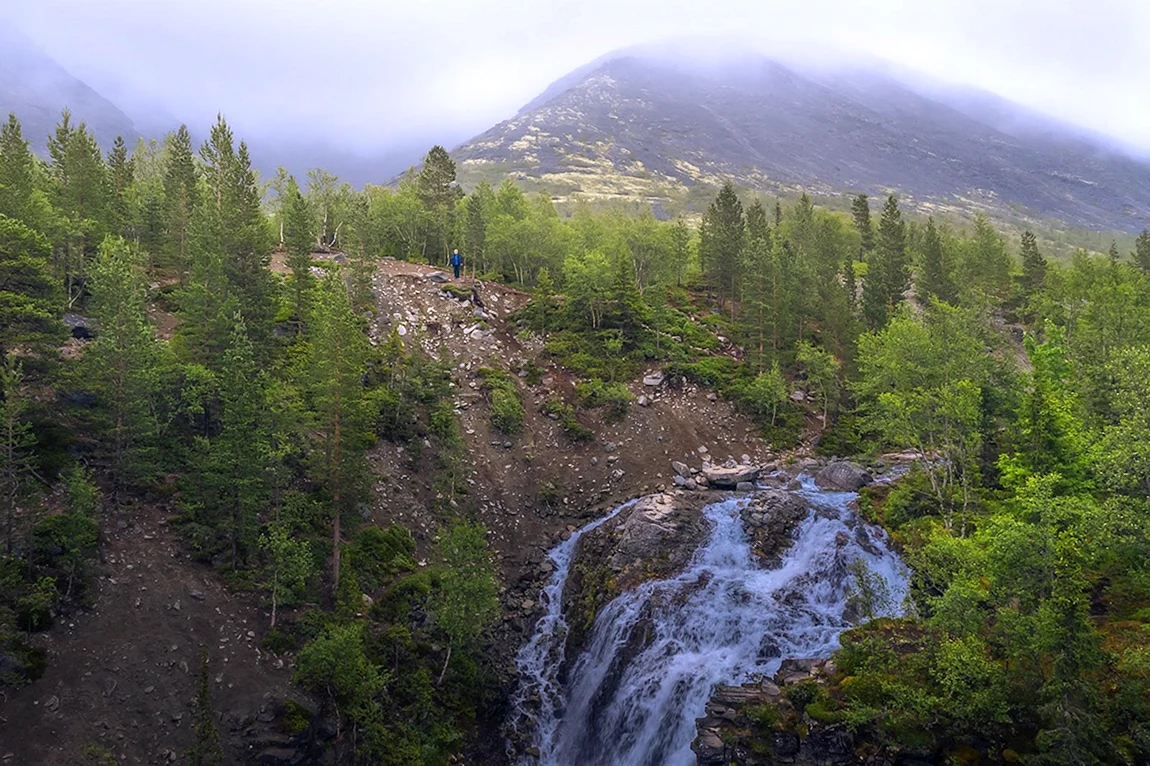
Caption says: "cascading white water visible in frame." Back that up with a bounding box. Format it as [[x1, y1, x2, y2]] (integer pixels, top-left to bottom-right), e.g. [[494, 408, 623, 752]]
[[509, 477, 910, 766]]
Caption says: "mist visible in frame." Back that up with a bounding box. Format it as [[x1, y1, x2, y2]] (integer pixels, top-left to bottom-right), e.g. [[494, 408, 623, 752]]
[[4, 0, 1149, 183]]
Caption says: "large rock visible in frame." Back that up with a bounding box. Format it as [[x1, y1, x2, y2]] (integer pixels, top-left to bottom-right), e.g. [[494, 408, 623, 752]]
[[62, 313, 96, 340], [814, 460, 872, 492], [701, 464, 760, 489], [561, 492, 710, 661], [740, 490, 811, 565], [642, 370, 665, 387]]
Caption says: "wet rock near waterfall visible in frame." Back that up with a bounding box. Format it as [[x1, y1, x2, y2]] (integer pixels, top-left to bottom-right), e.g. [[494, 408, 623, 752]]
[[559, 491, 710, 660], [701, 464, 760, 489], [740, 489, 811, 566], [814, 460, 873, 492]]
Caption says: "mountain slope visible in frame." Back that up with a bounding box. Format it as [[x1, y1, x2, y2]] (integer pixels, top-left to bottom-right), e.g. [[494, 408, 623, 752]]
[[455, 51, 1150, 232], [0, 24, 137, 149]]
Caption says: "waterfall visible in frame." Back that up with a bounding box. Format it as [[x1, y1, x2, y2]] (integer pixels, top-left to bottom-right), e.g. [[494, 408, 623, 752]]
[[508, 476, 910, 766]]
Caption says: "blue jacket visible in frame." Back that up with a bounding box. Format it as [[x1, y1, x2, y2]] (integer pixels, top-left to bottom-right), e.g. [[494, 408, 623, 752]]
[[451, 252, 462, 266]]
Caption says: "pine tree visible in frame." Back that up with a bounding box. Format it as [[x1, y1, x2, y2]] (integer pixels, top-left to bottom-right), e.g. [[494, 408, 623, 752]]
[[851, 193, 874, 254], [0, 214, 63, 363], [85, 237, 160, 496], [282, 175, 313, 331], [162, 125, 199, 278], [1019, 230, 1047, 295], [226, 140, 275, 346], [1134, 229, 1150, 274], [307, 274, 370, 596], [1108, 240, 1120, 264], [919, 217, 957, 304], [0, 356, 35, 554]]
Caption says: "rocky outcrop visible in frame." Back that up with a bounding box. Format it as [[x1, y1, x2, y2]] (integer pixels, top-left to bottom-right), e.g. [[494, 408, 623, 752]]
[[814, 461, 872, 492], [561, 491, 710, 661], [739, 490, 811, 566], [691, 658, 865, 766]]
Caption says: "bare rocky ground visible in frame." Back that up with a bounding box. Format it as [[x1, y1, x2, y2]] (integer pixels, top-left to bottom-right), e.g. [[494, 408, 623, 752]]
[[2, 255, 780, 765], [0, 499, 311, 765]]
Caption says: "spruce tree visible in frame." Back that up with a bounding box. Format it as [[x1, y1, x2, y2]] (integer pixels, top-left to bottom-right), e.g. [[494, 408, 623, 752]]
[[48, 112, 112, 302], [1134, 229, 1150, 274], [851, 193, 874, 254], [85, 237, 160, 496], [0, 214, 63, 363], [1019, 230, 1047, 295], [107, 135, 134, 237], [0, 114, 38, 226], [196, 313, 276, 568], [862, 194, 907, 328], [464, 183, 489, 275], [1108, 240, 1120, 264], [282, 175, 313, 331], [162, 125, 199, 278], [699, 182, 744, 316], [919, 217, 957, 304], [0, 356, 35, 554], [189, 647, 223, 766]]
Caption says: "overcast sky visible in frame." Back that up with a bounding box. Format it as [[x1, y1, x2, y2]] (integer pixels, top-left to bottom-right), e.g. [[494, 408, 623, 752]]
[[6, 0, 1150, 159]]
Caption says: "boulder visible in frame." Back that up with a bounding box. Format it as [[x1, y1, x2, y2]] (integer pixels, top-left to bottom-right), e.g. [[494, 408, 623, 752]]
[[701, 465, 760, 489], [62, 313, 96, 340], [735, 481, 755, 493], [815, 461, 873, 492], [642, 371, 665, 387], [671, 461, 690, 478], [426, 271, 449, 283]]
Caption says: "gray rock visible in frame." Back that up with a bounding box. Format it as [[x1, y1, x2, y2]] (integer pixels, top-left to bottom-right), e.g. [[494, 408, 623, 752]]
[[62, 313, 96, 340], [671, 461, 690, 477], [604, 441, 617, 453], [735, 481, 755, 493], [702, 465, 760, 489], [637, 395, 649, 406], [426, 271, 449, 283], [642, 371, 665, 387], [672, 475, 689, 487], [790, 389, 806, 402], [814, 461, 873, 492]]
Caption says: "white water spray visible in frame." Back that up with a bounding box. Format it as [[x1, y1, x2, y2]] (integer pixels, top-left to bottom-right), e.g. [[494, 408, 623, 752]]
[[509, 477, 909, 766]]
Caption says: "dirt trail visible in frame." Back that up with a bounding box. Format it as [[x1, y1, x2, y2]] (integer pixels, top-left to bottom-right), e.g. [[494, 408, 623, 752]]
[[0, 502, 304, 765]]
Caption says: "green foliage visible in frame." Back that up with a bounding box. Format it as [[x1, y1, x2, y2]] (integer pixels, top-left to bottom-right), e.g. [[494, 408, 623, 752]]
[[433, 521, 500, 652], [540, 396, 594, 441], [477, 367, 524, 434], [189, 647, 224, 766], [574, 378, 635, 422]]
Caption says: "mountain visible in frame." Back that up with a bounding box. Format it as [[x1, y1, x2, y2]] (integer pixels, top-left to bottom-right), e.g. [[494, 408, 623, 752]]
[[454, 48, 1150, 233], [0, 23, 137, 150]]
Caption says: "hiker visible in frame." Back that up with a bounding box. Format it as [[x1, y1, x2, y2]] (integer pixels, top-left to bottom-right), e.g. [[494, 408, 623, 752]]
[[451, 248, 463, 280]]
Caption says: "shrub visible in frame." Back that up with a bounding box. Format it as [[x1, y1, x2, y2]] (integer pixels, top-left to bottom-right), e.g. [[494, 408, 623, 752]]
[[575, 378, 634, 422], [541, 397, 594, 442], [477, 368, 525, 434]]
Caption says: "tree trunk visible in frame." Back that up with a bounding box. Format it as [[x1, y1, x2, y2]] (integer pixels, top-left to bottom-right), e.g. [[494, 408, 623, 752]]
[[437, 644, 452, 687]]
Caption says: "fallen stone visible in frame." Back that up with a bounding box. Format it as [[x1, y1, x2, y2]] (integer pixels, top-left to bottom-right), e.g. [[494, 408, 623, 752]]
[[735, 481, 755, 493], [426, 271, 449, 283], [702, 465, 760, 489], [642, 371, 665, 387], [671, 461, 690, 477], [814, 461, 873, 492]]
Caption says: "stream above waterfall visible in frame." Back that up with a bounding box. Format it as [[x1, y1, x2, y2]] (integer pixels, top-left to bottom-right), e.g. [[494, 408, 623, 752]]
[[508, 476, 910, 766]]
